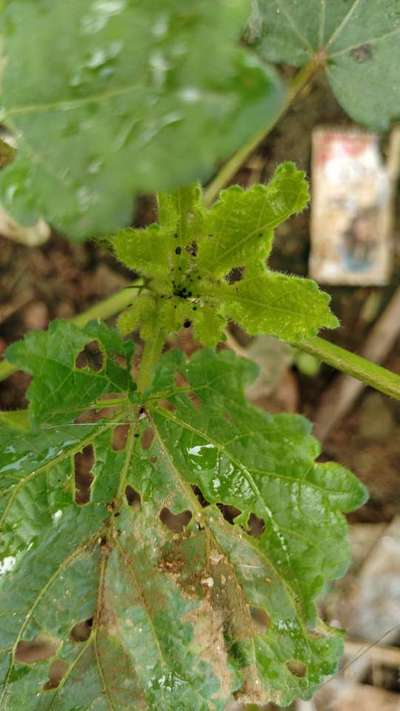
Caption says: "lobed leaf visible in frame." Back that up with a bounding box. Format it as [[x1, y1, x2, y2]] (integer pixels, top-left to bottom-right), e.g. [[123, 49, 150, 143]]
[[221, 272, 339, 341], [0, 323, 367, 708], [248, 0, 400, 129], [0, 0, 282, 239], [5, 320, 133, 425], [113, 225, 174, 283], [197, 162, 310, 277], [113, 163, 337, 346]]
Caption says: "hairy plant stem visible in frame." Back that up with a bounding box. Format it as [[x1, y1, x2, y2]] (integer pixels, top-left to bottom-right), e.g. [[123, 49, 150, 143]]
[[0, 285, 140, 382], [137, 325, 165, 394], [204, 56, 323, 206], [298, 336, 400, 400]]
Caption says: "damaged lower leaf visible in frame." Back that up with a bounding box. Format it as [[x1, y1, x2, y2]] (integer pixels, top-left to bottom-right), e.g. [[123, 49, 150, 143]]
[[0, 324, 367, 709]]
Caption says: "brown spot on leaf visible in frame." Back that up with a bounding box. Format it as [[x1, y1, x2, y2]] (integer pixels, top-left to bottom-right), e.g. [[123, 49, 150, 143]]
[[111, 424, 129, 451], [74, 409, 99, 424], [74, 444, 95, 505], [160, 507, 192, 533], [184, 602, 233, 701], [16, 635, 59, 664], [175, 372, 189, 388], [351, 43, 373, 62], [158, 399, 176, 412], [43, 659, 69, 690], [141, 427, 154, 450], [286, 659, 307, 678], [174, 372, 201, 408], [250, 607, 270, 633], [187, 391, 201, 410], [115, 355, 127, 369]]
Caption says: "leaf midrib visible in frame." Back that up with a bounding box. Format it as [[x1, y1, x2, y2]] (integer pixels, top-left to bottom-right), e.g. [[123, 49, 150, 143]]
[[152, 411, 318, 671]]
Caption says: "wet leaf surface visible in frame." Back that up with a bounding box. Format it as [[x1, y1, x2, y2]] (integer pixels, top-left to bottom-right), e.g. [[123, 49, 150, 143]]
[[0, 0, 282, 239], [0, 323, 367, 708]]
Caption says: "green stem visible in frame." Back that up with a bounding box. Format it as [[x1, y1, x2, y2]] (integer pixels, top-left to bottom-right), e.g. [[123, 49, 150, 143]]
[[72, 285, 141, 327], [137, 325, 165, 394], [298, 336, 400, 400], [204, 57, 322, 206], [0, 284, 140, 383]]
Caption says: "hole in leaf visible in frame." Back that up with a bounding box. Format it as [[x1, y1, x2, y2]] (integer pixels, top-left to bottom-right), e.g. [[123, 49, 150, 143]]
[[217, 503, 241, 524], [174, 373, 200, 409], [191, 485, 209, 508], [226, 266, 245, 284], [70, 618, 93, 643], [43, 659, 69, 690], [250, 607, 271, 633], [75, 406, 116, 425], [125, 485, 141, 510], [187, 241, 197, 257], [112, 424, 129, 451], [351, 43, 373, 63], [247, 513, 265, 538], [75, 340, 104, 372], [15, 635, 59, 664], [158, 399, 176, 412], [187, 391, 201, 410], [160, 508, 192, 533], [115, 355, 128, 369], [74, 409, 99, 425], [141, 427, 155, 450], [175, 372, 189, 388], [286, 659, 307, 678], [74, 445, 95, 505]]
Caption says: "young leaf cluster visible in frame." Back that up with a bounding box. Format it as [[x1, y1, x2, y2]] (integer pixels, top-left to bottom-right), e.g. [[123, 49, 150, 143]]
[[0, 321, 367, 709], [112, 163, 338, 351]]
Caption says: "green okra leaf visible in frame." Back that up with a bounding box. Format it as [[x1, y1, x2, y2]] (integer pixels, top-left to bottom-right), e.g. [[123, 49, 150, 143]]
[[220, 271, 339, 341], [5, 320, 134, 425], [197, 162, 310, 277], [247, 0, 400, 129], [0, 0, 282, 240], [0, 324, 367, 708]]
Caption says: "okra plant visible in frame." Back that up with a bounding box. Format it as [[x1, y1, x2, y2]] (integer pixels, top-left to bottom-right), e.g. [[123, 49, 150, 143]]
[[0, 1, 399, 709]]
